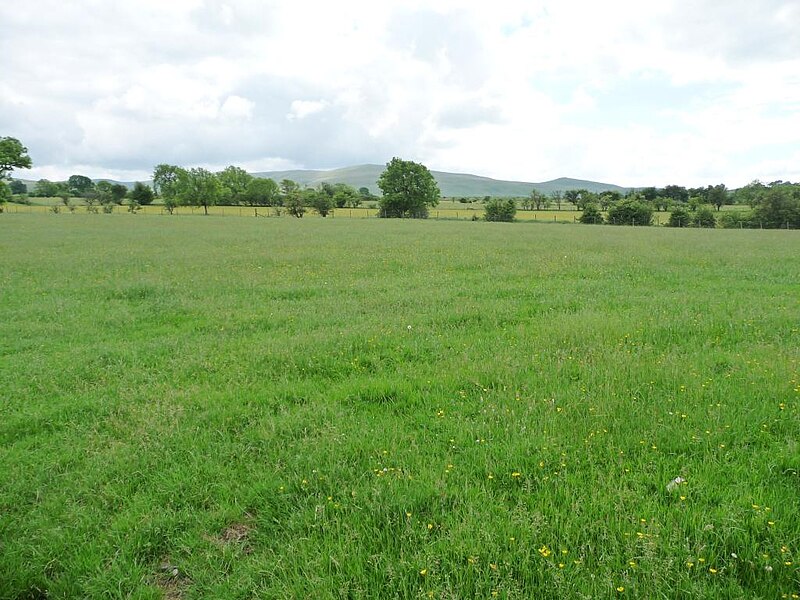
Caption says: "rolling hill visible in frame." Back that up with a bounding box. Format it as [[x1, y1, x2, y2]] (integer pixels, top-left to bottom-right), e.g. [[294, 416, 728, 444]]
[[252, 164, 630, 197]]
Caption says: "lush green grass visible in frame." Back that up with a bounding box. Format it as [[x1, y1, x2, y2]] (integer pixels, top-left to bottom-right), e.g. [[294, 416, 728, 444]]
[[1, 214, 798, 599]]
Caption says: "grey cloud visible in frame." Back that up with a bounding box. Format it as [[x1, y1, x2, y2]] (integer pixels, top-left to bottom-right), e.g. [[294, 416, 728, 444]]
[[386, 9, 490, 88], [436, 101, 505, 129], [660, 1, 800, 64]]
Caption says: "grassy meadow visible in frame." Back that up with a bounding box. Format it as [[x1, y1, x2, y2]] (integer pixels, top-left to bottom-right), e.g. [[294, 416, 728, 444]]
[[1, 214, 798, 599]]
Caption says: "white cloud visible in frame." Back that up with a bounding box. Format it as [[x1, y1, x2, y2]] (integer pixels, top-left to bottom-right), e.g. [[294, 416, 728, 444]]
[[1, 0, 798, 186], [287, 100, 329, 121]]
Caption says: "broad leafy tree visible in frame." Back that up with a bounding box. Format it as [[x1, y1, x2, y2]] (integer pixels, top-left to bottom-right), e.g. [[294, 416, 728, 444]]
[[177, 168, 221, 215], [692, 206, 717, 228], [34, 179, 61, 197], [377, 157, 440, 218], [579, 203, 604, 224], [243, 177, 280, 206], [152, 164, 184, 200], [333, 183, 359, 208], [752, 184, 800, 228], [217, 165, 253, 205], [67, 174, 95, 197], [598, 191, 621, 210], [0, 136, 32, 180], [662, 185, 689, 204], [110, 183, 128, 204], [606, 197, 653, 225], [130, 182, 155, 205], [484, 198, 516, 222], [707, 184, 728, 211], [281, 180, 305, 217], [10, 180, 27, 195], [667, 206, 691, 227]]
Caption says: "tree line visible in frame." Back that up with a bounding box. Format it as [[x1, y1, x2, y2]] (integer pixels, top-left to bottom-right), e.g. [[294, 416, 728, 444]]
[[151, 164, 376, 216], [486, 181, 800, 229], [2, 136, 797, 228]]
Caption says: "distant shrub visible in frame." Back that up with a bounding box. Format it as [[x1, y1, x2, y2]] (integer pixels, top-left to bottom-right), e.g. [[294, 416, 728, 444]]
[[579, 203, 603, 224], [667, 206, 691, 227], [606, 199, 653, 226], [484, 198, 516, 222], [719, 211, 755, 229], [691, 206, 716, 228]]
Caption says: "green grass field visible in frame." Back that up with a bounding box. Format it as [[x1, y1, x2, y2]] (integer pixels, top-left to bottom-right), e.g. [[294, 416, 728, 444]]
[[1, 214, 798, 599]]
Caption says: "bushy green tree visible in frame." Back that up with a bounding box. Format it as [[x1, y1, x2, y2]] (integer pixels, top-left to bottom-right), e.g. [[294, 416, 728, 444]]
[[243, 177, 280, 206], [667, 206, 692, 227], [309, 190, 334, 217], [484, 198, 516, 222], [333, 183, 359, 208], [579, 203, 603, 224], [0, 137, 32, 180], [667, 206, 691, 227], [606, 198, 653, 226], [662, 184, 689, 204], [691, 206, 717, 228], [33, 179, 58, 198], [67, 174, 94, 197], [177, 168, 221, 215], [9, 180, 27, 195], [707, 184, 728, 211], [152, 164, 184, 201], [281, 179, 304, 217], [751, 184, 800, 228], [34, 179, 61, 197], [217, 165, 253, 205], [90, 181, 115, 207], [377, 158, 440, 218], [129, 182, 154, 205], [598, 191, 621, 210], [110, 183, 128, 204]]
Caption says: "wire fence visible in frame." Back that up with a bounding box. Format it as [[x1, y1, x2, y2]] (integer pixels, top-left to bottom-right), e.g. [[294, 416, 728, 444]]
[[3, 203, 790, 228]]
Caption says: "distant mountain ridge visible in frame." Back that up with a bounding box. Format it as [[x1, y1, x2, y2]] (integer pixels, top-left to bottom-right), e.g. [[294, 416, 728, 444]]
[[18, 165, 630, 197], [251, 164, 630, 197]]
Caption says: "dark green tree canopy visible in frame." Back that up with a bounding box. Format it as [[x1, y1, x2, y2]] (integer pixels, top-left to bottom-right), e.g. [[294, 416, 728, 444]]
[[152, 164, 185, 200], [484, 198, 516, 222], [707, 184, 728, 211], [579, 203, 604, 224], [34, 179, 61, 197], [243, 177, 280, 206], [0, 136, 32, 180], [606, 197, 653, 226], [218, 165, 253, 205], [68, 174, 95, 197], [10, 180, 27, 195], [377, 158, 440, 218], [177, 167, 221, 215], [130, 182, 155, 205]]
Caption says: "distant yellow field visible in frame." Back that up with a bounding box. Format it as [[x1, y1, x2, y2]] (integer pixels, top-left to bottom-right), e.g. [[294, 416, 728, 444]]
[[6, 200, 745, 226]]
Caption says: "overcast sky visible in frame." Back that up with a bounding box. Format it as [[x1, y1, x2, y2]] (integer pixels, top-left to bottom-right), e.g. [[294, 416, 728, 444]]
[[1, 0, 799, 187]]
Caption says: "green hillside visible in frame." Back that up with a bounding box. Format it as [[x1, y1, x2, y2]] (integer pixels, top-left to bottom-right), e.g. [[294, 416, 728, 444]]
[[252, 165, 630, 197]]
